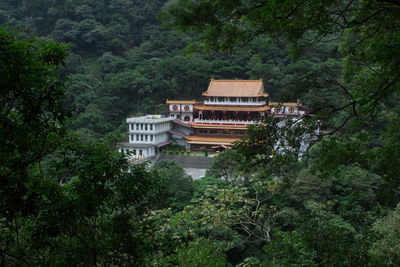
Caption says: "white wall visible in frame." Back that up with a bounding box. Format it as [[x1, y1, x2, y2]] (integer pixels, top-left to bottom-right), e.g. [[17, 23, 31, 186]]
[[119, 146, 156, 160]]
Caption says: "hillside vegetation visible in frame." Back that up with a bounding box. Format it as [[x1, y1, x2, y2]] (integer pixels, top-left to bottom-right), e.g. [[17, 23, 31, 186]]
[[0, 0, 342, 136], [2, 0, 400, 266]]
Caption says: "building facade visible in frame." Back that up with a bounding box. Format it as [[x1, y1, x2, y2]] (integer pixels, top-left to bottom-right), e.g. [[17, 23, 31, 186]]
[[167, 78, 308, 151], [119, 78, 308, 159], [118, 115, 174, 162]]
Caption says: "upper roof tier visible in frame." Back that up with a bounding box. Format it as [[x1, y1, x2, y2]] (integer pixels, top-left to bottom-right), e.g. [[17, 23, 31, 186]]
[[166, 100, 197, 104], [202, 78, 269, 97]]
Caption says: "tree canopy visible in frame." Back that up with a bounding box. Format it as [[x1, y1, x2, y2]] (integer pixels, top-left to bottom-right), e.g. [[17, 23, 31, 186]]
[[3, 0, 400, 265]]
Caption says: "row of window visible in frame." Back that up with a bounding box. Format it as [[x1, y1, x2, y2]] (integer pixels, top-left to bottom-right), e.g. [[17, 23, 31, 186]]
[[198, 129, 245, 135], [121, 149, 142, 156], [170, 114, 191, 121], [130, 123, 153, 131], [208, 97, 262, 103], [131, 134, 154, 142]]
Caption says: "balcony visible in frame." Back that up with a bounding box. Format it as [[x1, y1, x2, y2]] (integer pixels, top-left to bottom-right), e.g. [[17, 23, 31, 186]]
[[204, 99, 267, 106], [193, 119, 257, 125]]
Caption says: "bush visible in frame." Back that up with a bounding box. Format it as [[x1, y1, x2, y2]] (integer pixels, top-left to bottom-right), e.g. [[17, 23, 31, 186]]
[[171, 142, 184, 151], [200, 146, 208, 157], [161, 238, 225, 266]]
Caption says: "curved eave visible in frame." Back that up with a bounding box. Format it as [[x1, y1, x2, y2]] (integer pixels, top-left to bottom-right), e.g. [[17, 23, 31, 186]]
[[166, 99, 198, 104], [202, 92, 269, 97], [185, 136, 240, 145], [188, 123, 248, 130]]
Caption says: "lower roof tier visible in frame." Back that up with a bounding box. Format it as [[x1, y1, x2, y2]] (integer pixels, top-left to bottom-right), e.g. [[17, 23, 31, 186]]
[[189, 123, 248, 130], [185, 136, 240, 145]]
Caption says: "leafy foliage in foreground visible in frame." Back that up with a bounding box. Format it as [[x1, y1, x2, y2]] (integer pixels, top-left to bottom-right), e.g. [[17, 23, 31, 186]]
[[0, 26, 168, 266], [3, 0, 400, 266]]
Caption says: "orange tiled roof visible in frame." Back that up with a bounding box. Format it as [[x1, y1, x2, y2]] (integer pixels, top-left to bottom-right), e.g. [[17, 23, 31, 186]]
[[202, 78, 269, 97], [185, 136, 240, 145], [194, 104, 269, 112], [166, 99, 197, 104], [189, 123, 248, 130], [269, 101, 302, 107]]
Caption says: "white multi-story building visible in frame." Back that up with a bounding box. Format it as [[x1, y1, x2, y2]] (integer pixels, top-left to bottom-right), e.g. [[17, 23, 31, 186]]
[[118, 115, 174, 162]]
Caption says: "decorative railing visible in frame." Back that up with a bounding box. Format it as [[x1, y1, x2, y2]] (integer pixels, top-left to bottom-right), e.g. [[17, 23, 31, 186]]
[[193, 119, 258, 125], [203, 100, 267, 106], [127, 155, 149, 164]]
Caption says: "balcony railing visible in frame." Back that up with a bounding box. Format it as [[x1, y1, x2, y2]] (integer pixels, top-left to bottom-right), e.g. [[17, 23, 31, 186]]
[[127, 155, 154, 164], [193, 119, 258, 125], [203, 100, 267, 106]]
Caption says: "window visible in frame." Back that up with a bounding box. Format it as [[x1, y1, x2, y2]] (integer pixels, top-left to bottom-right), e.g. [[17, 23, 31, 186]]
[[130, 134, 133, 142], [184, 116, 190, 121], [145, 135, 148, 141], [136, 124, 139, 130], [218, 97, 224, 102], [141, 135, 143, 141], [199, 130, 208, 134], [210, 130, 218, 134], [150, 135, 153, 141], [139, 150, 142, 156], [241, 97, 248, 102], [230, 97, 236, 102], [145, 124, 148, 131], [150, 124, 153, 130], [235, 131, 244, 135], [210, 97, 215, 102], [222, 130, 230, 135]]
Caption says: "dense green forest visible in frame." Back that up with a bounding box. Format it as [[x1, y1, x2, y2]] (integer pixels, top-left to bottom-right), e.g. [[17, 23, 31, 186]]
[[0, 0, 342, 137], [2, 0, 400, 266]]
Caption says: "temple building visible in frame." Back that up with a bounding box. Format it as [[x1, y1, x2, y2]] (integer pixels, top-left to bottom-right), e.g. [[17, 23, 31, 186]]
[[167, 78, 307, 151], [119, 78, 308, 160]]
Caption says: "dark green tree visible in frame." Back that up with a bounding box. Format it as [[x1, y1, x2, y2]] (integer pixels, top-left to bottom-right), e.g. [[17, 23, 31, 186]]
[[0, 26, 69, 218], [0, 26, 167, 266], [153, 159, 195, 211]]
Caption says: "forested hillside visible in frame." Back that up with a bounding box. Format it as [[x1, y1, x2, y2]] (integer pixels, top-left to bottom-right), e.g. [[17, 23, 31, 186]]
[[2, 0, 400, 266], [0, 0, 342, 137]]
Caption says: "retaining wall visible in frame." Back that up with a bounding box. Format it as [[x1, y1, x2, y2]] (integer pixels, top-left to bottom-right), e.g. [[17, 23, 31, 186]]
[[157, 154, 213, 169]]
